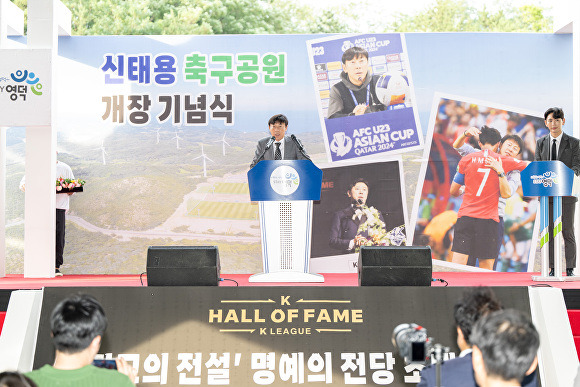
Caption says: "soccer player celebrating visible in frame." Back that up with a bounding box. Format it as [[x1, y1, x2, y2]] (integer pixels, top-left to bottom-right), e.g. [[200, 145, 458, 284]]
[[453, 127, 527, 269], [450, 126, 527, 269]]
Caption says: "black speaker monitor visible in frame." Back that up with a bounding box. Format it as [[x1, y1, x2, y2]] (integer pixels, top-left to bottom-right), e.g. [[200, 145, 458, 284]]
[[147, 246, 220, 286], [358, 246, 432, 286]]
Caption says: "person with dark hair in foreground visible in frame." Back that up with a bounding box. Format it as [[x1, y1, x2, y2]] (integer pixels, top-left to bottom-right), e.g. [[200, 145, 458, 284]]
[[0, 371, 37, 387], [249, 113, 310, 168], [418, 287, 536, 387], [26, 294, 135, 387], [471, 309, 539, 387]]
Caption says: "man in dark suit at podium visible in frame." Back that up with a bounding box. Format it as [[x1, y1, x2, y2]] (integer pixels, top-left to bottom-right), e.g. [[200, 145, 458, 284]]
[[535, 107, 580, 276], [249, 114, 310, 169]]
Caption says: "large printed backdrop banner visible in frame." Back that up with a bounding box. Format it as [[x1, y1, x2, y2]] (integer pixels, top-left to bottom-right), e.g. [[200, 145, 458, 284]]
[[2, 33, 573, 275], [310, 159, 408, 273], [34, 287, 534, 386], [306, 34, 423, 162], [411, 94, 542, 272]]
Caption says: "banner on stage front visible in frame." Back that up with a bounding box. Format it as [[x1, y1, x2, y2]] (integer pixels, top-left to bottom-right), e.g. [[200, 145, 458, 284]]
[[306, 34, 423, 162], [34, 286, 534, 387]]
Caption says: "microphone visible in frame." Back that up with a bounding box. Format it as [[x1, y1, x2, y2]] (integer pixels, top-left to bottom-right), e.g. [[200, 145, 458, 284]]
[[290, 134, 304, 151], [250, 136, 276, 169], [291, 134, 311, 160], [356, 199, 363, 205], [265, 136, 275, 150]]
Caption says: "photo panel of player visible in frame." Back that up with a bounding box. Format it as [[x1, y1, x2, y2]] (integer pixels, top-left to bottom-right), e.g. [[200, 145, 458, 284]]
[[309, 158, 408, 273], [410, 93, 542, 272], [306, 34, 423, 162]]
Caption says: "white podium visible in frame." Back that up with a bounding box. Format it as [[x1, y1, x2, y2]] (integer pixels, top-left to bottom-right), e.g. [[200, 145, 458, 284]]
[[248, 160, 324, 283]]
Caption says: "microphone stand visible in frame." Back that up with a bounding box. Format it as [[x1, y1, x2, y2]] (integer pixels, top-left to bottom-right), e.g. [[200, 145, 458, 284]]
[[431, 343, 448, 387]]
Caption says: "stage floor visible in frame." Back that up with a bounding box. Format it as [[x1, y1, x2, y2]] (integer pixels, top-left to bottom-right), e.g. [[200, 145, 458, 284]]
[[2, 272, 580, 290]]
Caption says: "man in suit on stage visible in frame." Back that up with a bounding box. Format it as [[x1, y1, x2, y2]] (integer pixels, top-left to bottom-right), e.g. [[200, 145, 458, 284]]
[[535, 107, 580, 276], [249, 114, 310, 169], [417, 287, 537, 387]]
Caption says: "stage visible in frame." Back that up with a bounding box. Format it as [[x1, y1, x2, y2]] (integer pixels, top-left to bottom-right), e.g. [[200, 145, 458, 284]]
[[1, 280, 578, 386], [1, 272, 579, 385], [2, 271, 580, 290], [3, 272, 580, 327]]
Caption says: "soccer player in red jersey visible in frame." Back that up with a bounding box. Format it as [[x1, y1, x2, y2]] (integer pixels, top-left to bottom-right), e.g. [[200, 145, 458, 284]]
[[450, 126, 527, 269]]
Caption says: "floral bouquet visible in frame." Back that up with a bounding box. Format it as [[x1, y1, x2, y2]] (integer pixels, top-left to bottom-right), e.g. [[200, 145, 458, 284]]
[[353, 205, 406, 253], [56, 178, 85, 193]]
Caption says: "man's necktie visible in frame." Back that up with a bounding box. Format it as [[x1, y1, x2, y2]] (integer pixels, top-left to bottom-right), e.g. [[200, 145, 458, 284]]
[[274, 142, 282, 160], [551, 139, 557, 161]]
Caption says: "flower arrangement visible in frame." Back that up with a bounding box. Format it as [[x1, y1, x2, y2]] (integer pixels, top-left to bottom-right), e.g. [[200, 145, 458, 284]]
[[353, 205, 406, 252], [56, 178, 85, 192]]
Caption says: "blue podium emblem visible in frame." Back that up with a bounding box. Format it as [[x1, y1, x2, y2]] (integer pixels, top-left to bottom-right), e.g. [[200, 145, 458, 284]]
[[521, 161, 573, 197], [270, 166, 300, 195]]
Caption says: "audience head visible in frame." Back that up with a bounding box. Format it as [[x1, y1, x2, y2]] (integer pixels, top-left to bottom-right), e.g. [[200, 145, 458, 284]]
[[0, 372, 37, 387], [50, 294, 107, 354], [471, 309, 539, 385], [454, 287, 502, 349]]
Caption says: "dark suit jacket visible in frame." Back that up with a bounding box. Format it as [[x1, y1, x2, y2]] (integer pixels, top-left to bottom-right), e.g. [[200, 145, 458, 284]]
[[417, 352, 538, 387], [417, 353, 475, 387], [249, 136, 308, 168], [535, 132, 580, 204], [329, 206, 385, 252]]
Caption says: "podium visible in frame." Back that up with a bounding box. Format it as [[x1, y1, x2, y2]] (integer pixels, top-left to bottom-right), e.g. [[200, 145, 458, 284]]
[[521, 161, 579, 281], [247, 160, 324, 282]]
